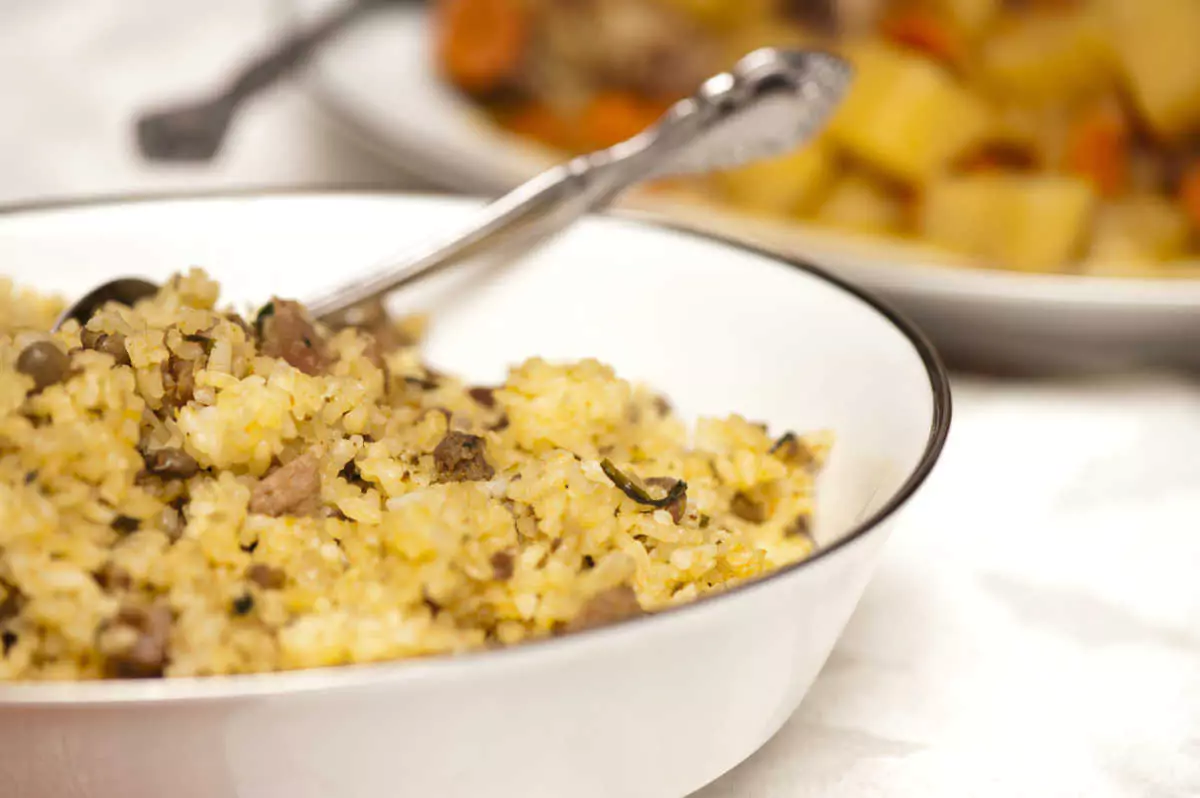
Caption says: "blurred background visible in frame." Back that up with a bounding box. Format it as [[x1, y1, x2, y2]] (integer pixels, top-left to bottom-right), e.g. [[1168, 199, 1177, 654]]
[[10, 0, 1200, 372], [0, 0, 416, 202], [8, 0, 1200, 275]]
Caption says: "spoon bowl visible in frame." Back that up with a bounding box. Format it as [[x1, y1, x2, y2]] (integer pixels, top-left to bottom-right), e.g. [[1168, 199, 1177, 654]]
[[52, 278, 160, 332]]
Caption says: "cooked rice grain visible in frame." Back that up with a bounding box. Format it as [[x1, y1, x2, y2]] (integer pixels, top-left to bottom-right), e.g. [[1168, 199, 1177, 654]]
[[0, 270, 828, 680]]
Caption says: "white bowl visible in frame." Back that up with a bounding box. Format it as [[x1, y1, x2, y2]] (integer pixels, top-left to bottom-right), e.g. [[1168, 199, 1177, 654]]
[[0, 192, 950, 798]]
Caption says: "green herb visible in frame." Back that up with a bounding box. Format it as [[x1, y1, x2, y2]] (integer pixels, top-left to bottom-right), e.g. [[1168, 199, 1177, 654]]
[[404, 375, 439, 391], [769, 431, 813, 468], [769, 432, 796, 455], [253, 302, 275, 338], [600, 459, 687, 510], [785, 515, 813, 541], [231, 594, 254, 616], [184, 333, 216, 354]]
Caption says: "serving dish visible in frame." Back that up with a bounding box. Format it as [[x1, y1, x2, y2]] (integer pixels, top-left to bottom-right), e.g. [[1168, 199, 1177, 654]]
[[0, 191, 948, 797], [289, 0, 1200, 373]]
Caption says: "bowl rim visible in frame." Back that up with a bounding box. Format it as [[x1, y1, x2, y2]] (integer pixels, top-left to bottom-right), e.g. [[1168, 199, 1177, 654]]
[[0, 188, 951, 706]]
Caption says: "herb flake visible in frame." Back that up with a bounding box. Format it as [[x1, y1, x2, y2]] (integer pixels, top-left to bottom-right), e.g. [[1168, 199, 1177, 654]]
[[600, 459, 687, 510]]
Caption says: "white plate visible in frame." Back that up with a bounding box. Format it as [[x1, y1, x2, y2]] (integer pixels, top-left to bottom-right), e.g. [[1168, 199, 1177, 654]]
[[0, 191, 948, 798], [290, 0, 1200, 375]]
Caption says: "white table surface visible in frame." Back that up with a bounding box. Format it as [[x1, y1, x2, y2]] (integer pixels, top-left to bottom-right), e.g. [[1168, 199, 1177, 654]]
[[3, 3, 1198, 797]]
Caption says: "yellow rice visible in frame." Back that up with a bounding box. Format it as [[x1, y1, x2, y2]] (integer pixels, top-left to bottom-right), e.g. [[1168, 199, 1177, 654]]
[[0, 269, 828, 680]]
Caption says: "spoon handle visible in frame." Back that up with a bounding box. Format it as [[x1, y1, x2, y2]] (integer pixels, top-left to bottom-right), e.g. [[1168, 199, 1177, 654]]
[[135, 0, 372, 162], [308, 48, 851, 323]]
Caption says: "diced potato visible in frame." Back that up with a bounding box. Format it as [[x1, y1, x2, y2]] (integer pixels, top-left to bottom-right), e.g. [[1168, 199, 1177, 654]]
[[1000, 176, 1098, 272], [1101, 0, 1200, 139], [717, 141, 837, 216], [933, 0, 1000, 36], [981, 9, 1115, 105], [1086, 195, 1192, 266], [661, 0, 776, 29], [813, 174, 905, 235], [921, 175, 1097, 271], [920, 176, 998, 259], [829, 42, 992, 184]]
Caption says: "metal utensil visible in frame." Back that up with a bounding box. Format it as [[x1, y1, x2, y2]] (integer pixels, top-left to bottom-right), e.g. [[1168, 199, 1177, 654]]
[[135, 0, 379, 162], [57, 47, 851, 331]]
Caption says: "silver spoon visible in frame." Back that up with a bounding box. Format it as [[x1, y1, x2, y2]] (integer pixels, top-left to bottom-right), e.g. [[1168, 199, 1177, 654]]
[[54, 47, 851, 332], [135, 0, 383, 162]]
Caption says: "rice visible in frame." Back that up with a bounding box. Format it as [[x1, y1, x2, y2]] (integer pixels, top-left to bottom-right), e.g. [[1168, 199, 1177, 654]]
[[0, 269, 829, 680]]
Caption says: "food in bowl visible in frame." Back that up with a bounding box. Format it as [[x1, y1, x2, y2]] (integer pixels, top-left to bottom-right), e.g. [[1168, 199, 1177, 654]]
[[435, 0, 1200, 275], [0, 270, 828, 680]]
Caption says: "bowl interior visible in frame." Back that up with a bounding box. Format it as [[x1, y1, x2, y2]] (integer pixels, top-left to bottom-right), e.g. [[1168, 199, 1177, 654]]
[[0, 193, 940, 545]]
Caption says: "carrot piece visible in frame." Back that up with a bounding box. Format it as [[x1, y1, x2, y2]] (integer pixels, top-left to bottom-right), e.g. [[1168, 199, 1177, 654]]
[[1064, 102, 1129, 197], [499, 93, 673, 153], [436, 0, 527, 94], [576, 92, 674, 150], [881, 11, 967, 68], [498, 103, 579, 152], [1180, 161, 1200, 229]]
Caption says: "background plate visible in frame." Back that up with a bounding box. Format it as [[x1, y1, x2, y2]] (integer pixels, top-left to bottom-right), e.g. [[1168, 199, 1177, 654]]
[[290, 0, 1200, 374]]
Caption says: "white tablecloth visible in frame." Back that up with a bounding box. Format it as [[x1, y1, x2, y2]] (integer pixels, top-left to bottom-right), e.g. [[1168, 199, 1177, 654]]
[[4, 3, 1198, 796]]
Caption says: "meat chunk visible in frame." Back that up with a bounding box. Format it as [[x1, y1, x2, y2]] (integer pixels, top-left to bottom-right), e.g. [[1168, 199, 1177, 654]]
[[334, 310, 406, 376], [467, 386, 497, 408], [537, 0, 719, 98], [258, 299, 329, 376], [343, 300, 415, 371], [249, 452, 322, 517], [141, 447, 200, 480], [16, 341, 70, 393], [490, 550, 515, 581], [433, 432, 495, 483], [330, 299, 415, 348], [565, 584, 643, 633], [80, 328, 131, 366], [111, 515, 140, 535], [101, 601, 172, 679], [246, 563, 287, 590], [730, 491, 768, 524], [161, 354, 196, 410]]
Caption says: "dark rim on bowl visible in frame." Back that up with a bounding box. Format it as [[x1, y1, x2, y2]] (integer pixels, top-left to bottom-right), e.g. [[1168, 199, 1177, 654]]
[[0, 188, 951, 704]]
